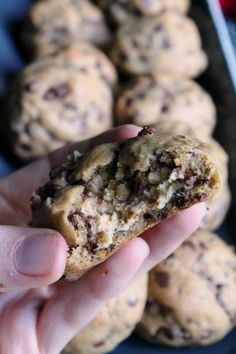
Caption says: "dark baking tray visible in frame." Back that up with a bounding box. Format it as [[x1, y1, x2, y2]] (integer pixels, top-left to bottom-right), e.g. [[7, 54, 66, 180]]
[[0, 0, 236, 353]]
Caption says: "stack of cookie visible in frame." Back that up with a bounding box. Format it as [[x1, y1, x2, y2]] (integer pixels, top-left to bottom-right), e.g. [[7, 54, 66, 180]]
[[111, 3, 231, 233], [5, 0, 118, 161], [138, 230, 236, 346]]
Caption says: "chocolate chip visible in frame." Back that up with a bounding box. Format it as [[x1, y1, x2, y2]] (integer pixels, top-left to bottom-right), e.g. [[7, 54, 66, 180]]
[[159, 304, 173, 316], [119, 52, 128, 62], [139, 54, 148, 62], [216, 284, 224, 290], [174, 194, 186, 208], [43, 89, 57, 101], [163, 38, 172, 49], [82, 181, 90, 194], [94, 341, 105, 347], [68, 245, 74, 256], [100, 73, 110, 87], [182, 240, 196, 250], [68, 209, 92, 238], [201, 329, 213, 339], [37, 182, 61, 200], [126, 96, 138, 107], [20, 143, 32, 151], [132, 39, 139, 48], [24, 81, 38, 93], [43, 84, 71, 100], [155, 272, 170, 288], [49, 165, 67, 179], [199, 241, 207, 249], [138, 126, 156, 136], [56, 84, 71, 98], [156, 327, 174, 340], [56, 27, 68, 34], [154, 24, 163, 32], [79, 67, 87, 73], [64, 102, 77, 110], [68, 210, 83, 230], [143, 209, 167, 222], [161, 104, 169, 113], [143, 213, 153, 220]]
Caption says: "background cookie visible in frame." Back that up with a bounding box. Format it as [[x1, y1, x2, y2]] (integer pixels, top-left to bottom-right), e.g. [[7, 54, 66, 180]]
[[110, 12, 207, 77], [24, 0, 110, 57], [31, 131, 221, 280], [97, 0, 190, 26], [48, 43, 117, 88], [63, 275, 148, 354], [138, 230, 236, 346], [115, 76, 216, 136], [6, 46, 115, 160]]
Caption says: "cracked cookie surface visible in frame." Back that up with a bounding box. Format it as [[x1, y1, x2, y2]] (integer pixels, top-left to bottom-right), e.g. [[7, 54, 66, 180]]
[[154, 121, 230, 230], [97, 0, 189, 26], [24, 0, 110, 57], [31, 128, 221, 280], [137, 230, 236, 346], [7, 43, 116, 160], [63, 275, 147, 354], [110, 12, 207, 77], [115, 75, 216, 136]]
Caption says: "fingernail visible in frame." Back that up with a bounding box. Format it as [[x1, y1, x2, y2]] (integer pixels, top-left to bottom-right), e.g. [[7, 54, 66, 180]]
[[13, 235, 58, 276]]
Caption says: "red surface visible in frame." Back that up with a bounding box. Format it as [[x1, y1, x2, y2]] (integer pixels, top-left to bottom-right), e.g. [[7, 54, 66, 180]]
[[220, 0, 236, 17]]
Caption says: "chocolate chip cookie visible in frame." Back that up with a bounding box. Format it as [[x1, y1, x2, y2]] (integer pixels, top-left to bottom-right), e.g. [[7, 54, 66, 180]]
[[63, 275, 148, 354], [115, 76, 216, 136], [154, 121, 230, 230], [25, 0, 110, 57], [138, 229, 236, 346], [110, 12, 207, 77], [7, 44, 116, 160], [97, 0, 190, 26], [49, 43, 117, 88], [31, 128, 221, 280]]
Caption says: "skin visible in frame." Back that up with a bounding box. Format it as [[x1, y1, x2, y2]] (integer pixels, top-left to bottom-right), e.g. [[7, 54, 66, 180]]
[[0, 125, 205, 354]]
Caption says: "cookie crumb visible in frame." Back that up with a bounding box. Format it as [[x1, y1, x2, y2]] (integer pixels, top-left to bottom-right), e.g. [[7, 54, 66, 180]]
[[138, 126, 156, 136]]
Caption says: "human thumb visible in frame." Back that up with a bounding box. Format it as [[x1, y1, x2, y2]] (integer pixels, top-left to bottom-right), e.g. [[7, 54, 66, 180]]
[[0, 226, 67, 291]]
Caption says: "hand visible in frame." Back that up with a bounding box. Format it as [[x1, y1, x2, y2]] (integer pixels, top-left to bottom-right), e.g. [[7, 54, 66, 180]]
[[0, 125, 205, 354]]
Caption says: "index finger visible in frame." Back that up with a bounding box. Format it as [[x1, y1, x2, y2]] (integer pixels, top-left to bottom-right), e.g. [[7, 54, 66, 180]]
[[0, 125, 141, 225]]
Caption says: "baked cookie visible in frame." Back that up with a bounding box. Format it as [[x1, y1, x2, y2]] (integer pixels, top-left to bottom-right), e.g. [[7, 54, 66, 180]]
[[97, 0, 190, 26], [201, 184, 231, 231], [31, 128, 221, 280], [63, 275, 148, 354], [138, 229, 236, 346], [7, 44, 116, 160], [110, 12, 207, 78], [154, 121, 230, 230], [115, 76, 216, 136], [25, 0, 110, 57], [48, 43, 117, 88]]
